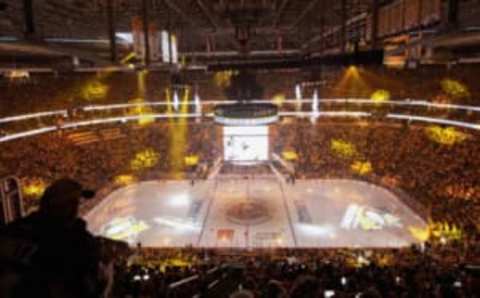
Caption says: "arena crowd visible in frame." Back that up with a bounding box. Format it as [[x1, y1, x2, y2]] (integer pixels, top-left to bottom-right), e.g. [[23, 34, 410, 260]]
[[1, 69, 480, 297]]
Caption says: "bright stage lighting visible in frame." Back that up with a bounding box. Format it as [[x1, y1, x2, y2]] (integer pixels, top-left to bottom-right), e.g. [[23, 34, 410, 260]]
[[295, 84, 302, 100], [169, 193, 191, 207], [173, 90, 180, 112], [194, 92, 201, 114], [312, 89, 319, 114]]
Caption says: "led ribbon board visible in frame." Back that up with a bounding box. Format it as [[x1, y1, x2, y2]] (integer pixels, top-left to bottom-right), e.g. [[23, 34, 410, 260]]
[[214, 103, 279, 126]]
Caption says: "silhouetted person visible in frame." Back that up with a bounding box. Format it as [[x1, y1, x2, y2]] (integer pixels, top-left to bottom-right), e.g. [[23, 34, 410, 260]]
[[0, 178, 102, 298]]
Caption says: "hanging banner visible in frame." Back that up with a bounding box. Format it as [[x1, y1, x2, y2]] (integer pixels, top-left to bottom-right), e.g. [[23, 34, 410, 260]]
[[161, 30, 171, 63], [149, 23, 160, 61], [132, 16, 145, 60], [171, 33, 178, 64]]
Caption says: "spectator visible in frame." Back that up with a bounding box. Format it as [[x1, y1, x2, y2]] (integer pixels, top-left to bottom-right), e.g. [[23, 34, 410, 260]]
[[0, 178, 102, 298]]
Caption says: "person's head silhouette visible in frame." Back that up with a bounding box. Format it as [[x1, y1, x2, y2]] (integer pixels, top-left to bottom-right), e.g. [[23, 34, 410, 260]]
[[39, 178, 95, 224]]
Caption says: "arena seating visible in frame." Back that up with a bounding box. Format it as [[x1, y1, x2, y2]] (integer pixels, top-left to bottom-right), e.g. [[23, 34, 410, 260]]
[[109, 245, 479, 298], [1, 71, 480, 298]]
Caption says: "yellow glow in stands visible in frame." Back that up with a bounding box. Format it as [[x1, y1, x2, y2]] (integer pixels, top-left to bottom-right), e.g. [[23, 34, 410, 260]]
[[22, 177, 47, 198], [82, 81, 109, 101], [351, 161, 373, 175], [409, 226, 431, 242], [331, 139, 358, 159], [214, 71, 236, 88], [137, 114, 155, 126], [441, 79, 470, 99], [128, 98, 146, 113], [409, 221, 463, 243], [185, 155, 199, 167], [114, 175, 137, 186], [429, 221, 463, 242], [168, 258, 191, 267], [131, 149, 160, 170], [128, 98, 155, 126], [272, 93, 286, 106], [282, 151, 298, 161], [370, 89, 391, 103], [425, 126, 467, 145]]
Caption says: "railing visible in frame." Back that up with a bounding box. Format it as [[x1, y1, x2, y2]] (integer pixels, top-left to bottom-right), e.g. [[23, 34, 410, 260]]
[[2, 98, 480, 144], [0, 110, 68, 124], [3, 98, 480, 125]]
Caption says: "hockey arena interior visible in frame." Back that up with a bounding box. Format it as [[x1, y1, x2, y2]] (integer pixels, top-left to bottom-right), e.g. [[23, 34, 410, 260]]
[[0, 0, 480, 297]]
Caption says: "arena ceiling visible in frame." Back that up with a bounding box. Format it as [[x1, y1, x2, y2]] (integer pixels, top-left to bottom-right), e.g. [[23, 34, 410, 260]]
[[0, 0, 376, 67]]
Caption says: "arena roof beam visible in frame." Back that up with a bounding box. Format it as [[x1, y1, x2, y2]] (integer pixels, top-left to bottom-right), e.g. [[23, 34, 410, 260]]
[[272, 0, 290, 28], [200, 27, 295, 36], [302, 12, 367, 49], [371, 0, 379, 49], [290, 0, 321, 29], [106, 0, 117, 63], [23, 0, 35, 38], [184, 49, 300, 57], [42, 44, 112, 66], [192, 1, 249, 53], [142, 0, 150, 65], [0, 41, 112, 66], [341, 0, 347, 53], [163, 0, 196, 27], [195, 0, 219, 30]]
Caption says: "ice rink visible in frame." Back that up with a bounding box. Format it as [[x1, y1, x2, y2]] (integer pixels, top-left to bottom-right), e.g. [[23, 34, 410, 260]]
[[85, 176, 427, 248]]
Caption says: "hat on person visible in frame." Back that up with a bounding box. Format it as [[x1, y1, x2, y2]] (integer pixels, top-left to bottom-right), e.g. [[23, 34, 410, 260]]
[[40, 178, 95, 210]]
